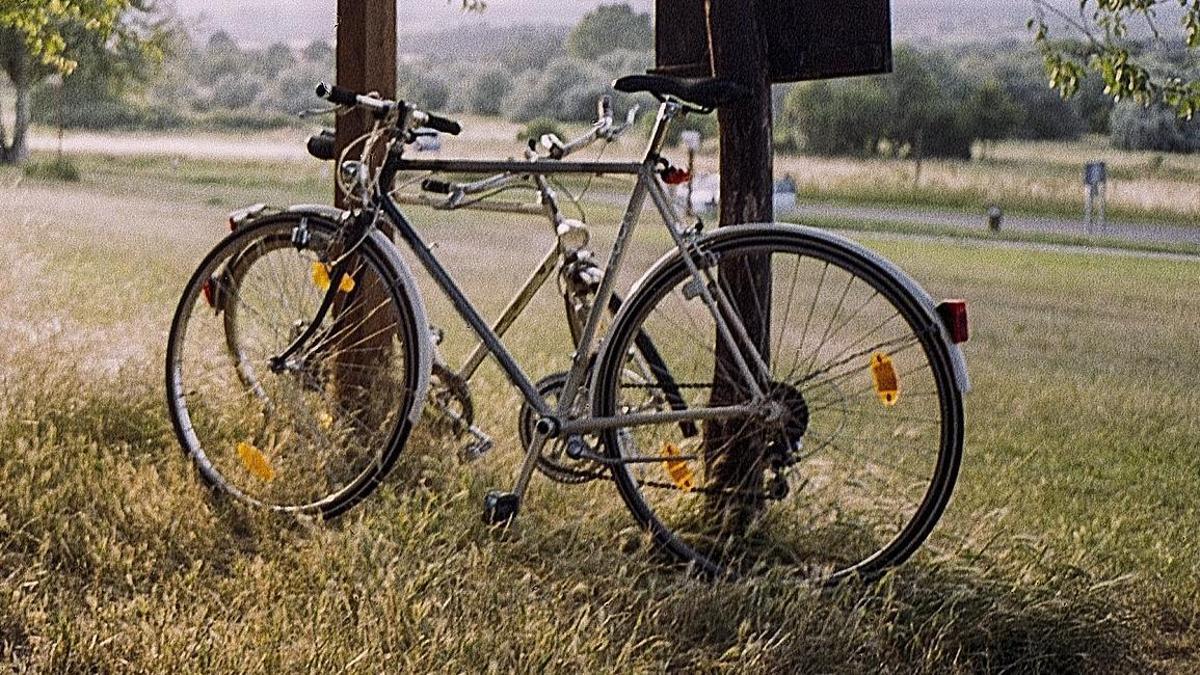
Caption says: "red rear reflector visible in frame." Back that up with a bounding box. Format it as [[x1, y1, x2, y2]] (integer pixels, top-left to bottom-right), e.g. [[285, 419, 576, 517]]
[[936, 300, 969, 344], [663, 168, 691, 185], [202, 278, 216, 308], [229, 217, 238, 232]]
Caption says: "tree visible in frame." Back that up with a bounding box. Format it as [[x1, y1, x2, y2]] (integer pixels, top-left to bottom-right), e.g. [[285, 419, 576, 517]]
[[301, 39, 333, 64], [1031, 0, 1200, 118], [779, 79, 888, 156], [964, 80, 1022, 157], [566, 3, 652, 61], [1, 1, 160, 162], [0, 0, 137, 72], [1110, 99, 1200, 150], [258, 42, 296, 78]]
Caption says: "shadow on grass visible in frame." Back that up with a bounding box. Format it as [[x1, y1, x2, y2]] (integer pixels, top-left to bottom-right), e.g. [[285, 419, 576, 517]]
[[637, 549, 1146, 673]]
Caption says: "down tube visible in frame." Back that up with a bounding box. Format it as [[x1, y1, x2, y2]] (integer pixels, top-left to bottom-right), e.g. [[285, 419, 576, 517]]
[[379, 197, 550, 416]]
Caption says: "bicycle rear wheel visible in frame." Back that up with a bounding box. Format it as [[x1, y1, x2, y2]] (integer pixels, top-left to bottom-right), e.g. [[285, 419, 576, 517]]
[[592, 224, 965, 581], [165, 214, 424, 517]]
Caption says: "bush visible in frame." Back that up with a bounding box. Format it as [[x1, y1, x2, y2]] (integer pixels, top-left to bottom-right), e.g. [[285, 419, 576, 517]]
[[449, 65, 513, 116], [32, 90, 186, 131], [397, 64, 450, 110], [597, 49, 653, 78], [208, 73, 265, 110], [993, 61, 1086, 141], [256, 61, 332, 115], [778, 48, 978, 160], [1110, 101, 1200, 153], [780, 80, 889, 156], [501, 57, 610, 122], [23, 157, 80, 182], [517, 117, 565, 143]]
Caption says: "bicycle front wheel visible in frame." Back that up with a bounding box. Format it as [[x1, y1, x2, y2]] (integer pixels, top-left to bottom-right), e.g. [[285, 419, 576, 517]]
[[166, 214, 424, 517], [592, 224, 965, 581]]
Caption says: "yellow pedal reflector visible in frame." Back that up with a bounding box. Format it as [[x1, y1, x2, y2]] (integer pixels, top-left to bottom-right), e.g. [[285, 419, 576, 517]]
[[661, 442, 696, 492], [870, 352, 900, 407], [236, 441, 276, 482], [311, 263, 355, 293]]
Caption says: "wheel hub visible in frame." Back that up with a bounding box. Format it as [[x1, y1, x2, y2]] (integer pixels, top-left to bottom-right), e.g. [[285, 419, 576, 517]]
[[765, 381, 809, 464]]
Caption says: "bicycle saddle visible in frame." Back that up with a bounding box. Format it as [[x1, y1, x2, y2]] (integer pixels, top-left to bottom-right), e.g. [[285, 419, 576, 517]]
[[613, 74, 750, 109]]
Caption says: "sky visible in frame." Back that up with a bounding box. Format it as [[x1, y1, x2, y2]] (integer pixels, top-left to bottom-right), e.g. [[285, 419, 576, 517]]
[[168, 1, 1049, 46]]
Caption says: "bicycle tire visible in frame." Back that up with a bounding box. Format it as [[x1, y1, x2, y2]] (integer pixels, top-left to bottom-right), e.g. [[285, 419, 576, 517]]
[[164, 212, 427, 516], [592, 224, 965, 581]]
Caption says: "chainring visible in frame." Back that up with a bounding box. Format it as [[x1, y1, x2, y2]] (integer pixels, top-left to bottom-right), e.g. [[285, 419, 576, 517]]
[[518, 372, 605, 484]]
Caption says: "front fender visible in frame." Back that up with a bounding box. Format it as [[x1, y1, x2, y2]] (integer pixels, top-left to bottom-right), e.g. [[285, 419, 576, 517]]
[[364, 228, 433, 423]]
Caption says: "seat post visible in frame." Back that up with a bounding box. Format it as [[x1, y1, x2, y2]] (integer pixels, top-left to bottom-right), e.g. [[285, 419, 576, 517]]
[[643, 101, 683, 161]]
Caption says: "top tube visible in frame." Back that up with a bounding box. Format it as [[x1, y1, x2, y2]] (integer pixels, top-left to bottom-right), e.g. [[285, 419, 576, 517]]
[[389, 158, 643, 176]]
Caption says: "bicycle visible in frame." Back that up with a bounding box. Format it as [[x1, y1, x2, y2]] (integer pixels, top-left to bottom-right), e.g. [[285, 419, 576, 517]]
[[166, 74, 971, 581], [220, 97, 684, 484]]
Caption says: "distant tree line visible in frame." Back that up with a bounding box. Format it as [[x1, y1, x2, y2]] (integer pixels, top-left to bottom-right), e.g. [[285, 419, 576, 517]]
[[776, 40, 1200, 159], [15, 2, 1199, 155]]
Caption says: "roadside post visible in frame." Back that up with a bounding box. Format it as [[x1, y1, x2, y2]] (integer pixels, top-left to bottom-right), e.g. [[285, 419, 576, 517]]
[[680, 130, 701, 216], [333, 0, 399, 399], [987, 205, 1003, 232], [1084, 161, 1107, 235], [654, 0, 894, 497]]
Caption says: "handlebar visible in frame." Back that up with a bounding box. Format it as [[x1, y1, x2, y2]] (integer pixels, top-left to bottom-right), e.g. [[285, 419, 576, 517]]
[[411, 95, 643, 206], [541, 99, 641, 159], [314, 82, 461, 135]]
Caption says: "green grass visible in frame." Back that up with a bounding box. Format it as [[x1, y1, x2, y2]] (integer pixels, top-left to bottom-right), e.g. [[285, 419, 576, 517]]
[[21, 157, 80, 182], [0, 153, 1197, 671]]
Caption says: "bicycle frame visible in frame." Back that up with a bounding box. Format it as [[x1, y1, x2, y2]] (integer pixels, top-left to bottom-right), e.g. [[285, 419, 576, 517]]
[[392, 159, 601, 385], [370, 101, 772, 497]]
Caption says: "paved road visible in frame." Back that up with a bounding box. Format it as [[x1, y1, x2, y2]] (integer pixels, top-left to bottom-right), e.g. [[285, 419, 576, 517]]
[[789, 202, 1200, 247]]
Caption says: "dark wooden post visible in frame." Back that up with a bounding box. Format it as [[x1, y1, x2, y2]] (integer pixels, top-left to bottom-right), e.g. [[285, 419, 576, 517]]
[[335, 0, 396, 205], [704, 0, 775, 511], [332, 0, 398, 420]]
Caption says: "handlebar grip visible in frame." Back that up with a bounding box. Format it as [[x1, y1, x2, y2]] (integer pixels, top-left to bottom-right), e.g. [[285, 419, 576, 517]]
[[420, 178, 454, 194], [423, 113, 462, 136], [315, 82, 359, 106], [306, 129, 336, 161]]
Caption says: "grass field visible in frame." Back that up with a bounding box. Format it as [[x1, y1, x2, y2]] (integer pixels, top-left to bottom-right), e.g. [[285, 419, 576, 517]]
[[1, 152, 1198, 672]]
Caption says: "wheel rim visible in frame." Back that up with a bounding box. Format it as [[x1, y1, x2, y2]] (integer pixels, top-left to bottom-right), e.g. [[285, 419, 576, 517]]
[[166, 219, 419, 513], [595, 231, 963, 580]]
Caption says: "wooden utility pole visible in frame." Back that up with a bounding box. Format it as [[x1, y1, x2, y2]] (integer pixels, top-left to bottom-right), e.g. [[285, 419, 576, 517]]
[[333, 0, 398, 420], [335, 0, 396, 205], [704, 0, 775, 509]]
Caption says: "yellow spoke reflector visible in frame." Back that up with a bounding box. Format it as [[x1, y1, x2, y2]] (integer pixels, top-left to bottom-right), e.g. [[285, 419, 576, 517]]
[[312, 262, 356, 293], [661, 441, 696, 492], [870, 352, 900, 407], [236, 441, 276, 482]]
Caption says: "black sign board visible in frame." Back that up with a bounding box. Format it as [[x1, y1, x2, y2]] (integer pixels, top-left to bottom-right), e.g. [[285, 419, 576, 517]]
[[654, 0, 893, 82]]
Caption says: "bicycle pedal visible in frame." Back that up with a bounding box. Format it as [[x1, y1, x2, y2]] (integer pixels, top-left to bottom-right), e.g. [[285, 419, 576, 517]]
[[458, 435, 495, 463], [482, 491, 520, 526]]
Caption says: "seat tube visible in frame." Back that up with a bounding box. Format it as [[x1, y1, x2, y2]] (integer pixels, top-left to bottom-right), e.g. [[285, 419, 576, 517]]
[[644, 101, 682, 159]]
